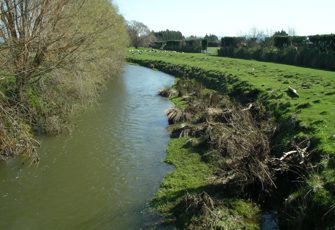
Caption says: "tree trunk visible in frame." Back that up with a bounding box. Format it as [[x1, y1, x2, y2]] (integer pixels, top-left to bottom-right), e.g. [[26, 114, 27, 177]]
[[15, 75, 26, 103]]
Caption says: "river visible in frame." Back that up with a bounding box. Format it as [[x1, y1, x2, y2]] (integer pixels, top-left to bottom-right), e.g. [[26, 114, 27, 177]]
[[0, 64, 175, 229]]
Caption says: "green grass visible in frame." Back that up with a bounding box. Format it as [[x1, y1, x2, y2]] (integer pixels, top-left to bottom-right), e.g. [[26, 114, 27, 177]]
[[207, 47, 220, 55], [152, 137, 261, 229], [129, 48, 335, 227], [151, 137, 214, 214], [214, 199, 260, 230], [169, 96, 187, 109], [128, 48, 335, 154]]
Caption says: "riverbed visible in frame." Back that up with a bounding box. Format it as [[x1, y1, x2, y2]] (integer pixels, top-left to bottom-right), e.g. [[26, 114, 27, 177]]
[[0, 64, 175, 229]]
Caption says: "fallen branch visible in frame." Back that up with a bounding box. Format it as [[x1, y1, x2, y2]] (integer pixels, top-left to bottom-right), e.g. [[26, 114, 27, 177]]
[[242, 103, 253, 111], [280, 150, 298, 161]]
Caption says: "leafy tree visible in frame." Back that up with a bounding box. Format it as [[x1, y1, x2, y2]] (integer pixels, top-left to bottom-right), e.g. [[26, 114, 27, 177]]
[[204, 34, 219, 42], [154, 30, 184, 41], [204, 34, 219, 47], [221, 37, 245, 48], [127, 20, 155, 48], [273, 36, 290, 48], [273, 30, 288, 37], [187, 35, 198, 40]]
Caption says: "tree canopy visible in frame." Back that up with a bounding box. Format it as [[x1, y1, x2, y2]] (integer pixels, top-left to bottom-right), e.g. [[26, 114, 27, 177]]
[[154, 30, 184, 41], [127, 20, 155, 48]]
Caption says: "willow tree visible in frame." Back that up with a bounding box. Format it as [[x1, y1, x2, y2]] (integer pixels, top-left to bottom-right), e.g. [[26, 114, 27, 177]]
[[127, 20, 156, 48], [0, 0, 87, 103], [0, 0, 128, 160]]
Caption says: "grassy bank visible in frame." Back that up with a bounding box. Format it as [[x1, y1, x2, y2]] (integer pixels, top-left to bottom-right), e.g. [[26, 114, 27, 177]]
[[0, 1, 128, 162], [128, 49, 335, 229], [152, 137, 260, 229], [128, 49, 335, 154]]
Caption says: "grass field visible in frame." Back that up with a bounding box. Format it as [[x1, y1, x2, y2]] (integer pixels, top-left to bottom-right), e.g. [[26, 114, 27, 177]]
[[206, 47, 220, 55], [128, 48, 335, 154], [128, 48, 335, 228]]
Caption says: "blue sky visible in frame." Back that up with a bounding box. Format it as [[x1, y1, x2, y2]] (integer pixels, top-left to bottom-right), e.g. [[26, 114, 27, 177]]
[[112, 0, 334, 37]]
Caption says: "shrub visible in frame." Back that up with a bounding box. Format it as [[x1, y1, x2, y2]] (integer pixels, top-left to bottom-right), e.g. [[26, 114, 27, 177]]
[[290, 36, 308, 47], [274, 36, 290, 48], [183, 39, 202, 52], [150, 41, 165, 49], [202, 39, 208, 50], [208, 41, 220, 47], [0, 0, 129, 161], [158, 39, 206, 53], [309, 34, 335, 52], [218, 34, 335, 70], [165, 40, 184, 51], [221, 37, 244, 48]]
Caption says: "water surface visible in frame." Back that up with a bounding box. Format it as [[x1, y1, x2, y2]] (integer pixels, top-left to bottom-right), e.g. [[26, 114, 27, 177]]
[[0, 64, 174, 229]]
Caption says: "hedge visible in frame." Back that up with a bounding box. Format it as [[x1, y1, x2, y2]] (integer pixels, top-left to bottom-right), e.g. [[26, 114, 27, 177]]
[[164, 40, 184, 51], [208, 41, 220, 47], [273, 36, 290, 48], [149, 39, 207, 53], [149, 41, 165, 49], [218, 34, 335, 71], [221, 37, 244, 48]]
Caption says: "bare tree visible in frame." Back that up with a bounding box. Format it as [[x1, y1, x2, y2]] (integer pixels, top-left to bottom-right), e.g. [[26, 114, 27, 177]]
[[0, 0, 86, 102], [0, 0, 128, 161], [246, 27, 267, 41], [127, 20, 155, 48]]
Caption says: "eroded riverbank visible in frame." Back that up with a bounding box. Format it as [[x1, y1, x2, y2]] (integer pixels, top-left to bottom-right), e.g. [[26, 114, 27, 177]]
[[153, 78, 272, 229]]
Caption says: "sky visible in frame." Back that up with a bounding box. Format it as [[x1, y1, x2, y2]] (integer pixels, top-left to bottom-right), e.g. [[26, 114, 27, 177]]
[[112, 0, 335, 37]]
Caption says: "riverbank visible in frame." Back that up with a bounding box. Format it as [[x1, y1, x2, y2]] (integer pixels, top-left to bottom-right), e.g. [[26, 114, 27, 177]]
[[153, 137, 261, 229], [0, 1, 128, 162], [127, 49, 335, 229], [0, 65, 175, 229]]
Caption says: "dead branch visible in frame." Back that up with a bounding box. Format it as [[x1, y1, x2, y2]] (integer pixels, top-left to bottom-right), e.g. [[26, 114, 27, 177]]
[[280, 150, 298, 161]]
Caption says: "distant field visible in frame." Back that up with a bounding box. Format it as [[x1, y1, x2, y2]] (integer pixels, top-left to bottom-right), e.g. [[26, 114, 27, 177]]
[[207, 47, 220, 55], [128, 48, 335, 154]]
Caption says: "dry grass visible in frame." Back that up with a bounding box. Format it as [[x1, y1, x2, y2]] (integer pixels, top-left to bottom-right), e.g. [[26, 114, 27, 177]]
[[0, 104, 38, 163], [167, 78, 314, 193]]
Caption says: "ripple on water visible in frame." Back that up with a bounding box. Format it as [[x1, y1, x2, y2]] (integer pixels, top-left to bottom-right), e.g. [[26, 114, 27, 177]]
[[0, 64, 175, 230]]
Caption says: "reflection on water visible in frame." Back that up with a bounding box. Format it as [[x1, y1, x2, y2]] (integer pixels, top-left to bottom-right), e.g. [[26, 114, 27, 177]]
[[0, 64, 175, 229]]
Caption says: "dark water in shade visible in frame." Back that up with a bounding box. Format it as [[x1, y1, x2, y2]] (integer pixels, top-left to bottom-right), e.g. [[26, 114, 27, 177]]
[[0, 64, 175, 230]]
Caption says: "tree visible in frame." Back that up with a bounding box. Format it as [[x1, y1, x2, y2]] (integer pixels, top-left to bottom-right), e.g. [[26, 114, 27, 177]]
[[273, 30, 288, 37], [187, 35, 198, 40], [0, 0, 128, 161], [0, 0, 87, 103], [204, 34, 220, 47], [154, 30, 184, 41], [204, 34, 219, 42], [127, 20, 155, 48]]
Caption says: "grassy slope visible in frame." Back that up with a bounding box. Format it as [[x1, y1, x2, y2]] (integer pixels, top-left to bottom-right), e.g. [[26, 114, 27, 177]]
[[128, 49, 335, 228], [152, 137, 260, 229], [128, 49, 335, 154]]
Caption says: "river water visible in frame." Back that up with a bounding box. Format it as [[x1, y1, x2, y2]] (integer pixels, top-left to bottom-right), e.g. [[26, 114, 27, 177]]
[[0, 65, 175, 229]]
